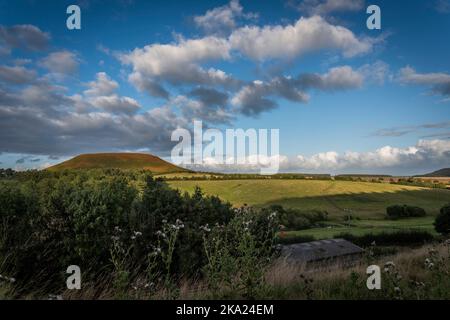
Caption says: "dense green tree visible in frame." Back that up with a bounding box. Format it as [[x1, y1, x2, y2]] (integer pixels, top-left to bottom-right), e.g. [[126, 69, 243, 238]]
[[0, 169, 237, 290], [434, 204, 450, 235]]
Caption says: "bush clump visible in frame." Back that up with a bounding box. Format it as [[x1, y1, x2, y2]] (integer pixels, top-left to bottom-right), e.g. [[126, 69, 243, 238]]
[[268, 205, 328, 230], [434, 204, 450, 235], [386, 204, 426, 219]]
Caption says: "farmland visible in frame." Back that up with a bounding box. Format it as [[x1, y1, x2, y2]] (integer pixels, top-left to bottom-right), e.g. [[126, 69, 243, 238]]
[[168, 179, 450, 239], [168, 179, 450, 217]]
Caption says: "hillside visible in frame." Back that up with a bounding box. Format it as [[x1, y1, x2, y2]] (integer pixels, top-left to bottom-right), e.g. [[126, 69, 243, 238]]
[[418, 168, 450, 177], [47, 153, 188, 174]]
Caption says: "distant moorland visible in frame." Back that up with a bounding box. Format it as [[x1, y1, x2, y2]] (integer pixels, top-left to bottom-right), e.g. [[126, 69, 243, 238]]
[[47, 153, 188, 174]]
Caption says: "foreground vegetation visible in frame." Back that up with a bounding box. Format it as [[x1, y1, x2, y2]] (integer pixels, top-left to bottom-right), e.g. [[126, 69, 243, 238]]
[[1, 169, 449, 299], [5, 241, 446, 300], [0, 169, 277, 299]]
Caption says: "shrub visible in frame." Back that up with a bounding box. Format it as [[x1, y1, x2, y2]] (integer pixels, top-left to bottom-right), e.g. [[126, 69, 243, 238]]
[[0, 170, 235, 292], [386, 204, 426, 219], [434, 204, 450, 235], [202, 206, 278, 299], [386, 205, 404, 219], [407, 206, 427, 217], [268, 205, 328, 230]]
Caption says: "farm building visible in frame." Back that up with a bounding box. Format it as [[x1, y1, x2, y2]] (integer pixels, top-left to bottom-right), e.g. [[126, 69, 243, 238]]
[[281, 239, 364, 267]]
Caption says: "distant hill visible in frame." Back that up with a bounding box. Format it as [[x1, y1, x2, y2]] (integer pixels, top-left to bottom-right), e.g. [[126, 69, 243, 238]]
[[47, 153, 188, 174], [417, 168, 450, 177]]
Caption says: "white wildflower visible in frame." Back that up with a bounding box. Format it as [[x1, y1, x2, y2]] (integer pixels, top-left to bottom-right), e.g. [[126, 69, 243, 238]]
[[155, 230, 166, 238], [384, 261, 395, 267], [200, 224, 211, 232]]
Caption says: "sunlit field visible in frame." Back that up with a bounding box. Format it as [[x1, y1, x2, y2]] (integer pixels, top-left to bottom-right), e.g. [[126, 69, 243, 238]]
[[169, 179, 450, 217], [169, 179, 450, 238]]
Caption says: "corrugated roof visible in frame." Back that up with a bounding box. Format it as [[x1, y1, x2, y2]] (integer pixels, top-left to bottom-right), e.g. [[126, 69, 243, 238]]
[[281, 238, 364, 263]]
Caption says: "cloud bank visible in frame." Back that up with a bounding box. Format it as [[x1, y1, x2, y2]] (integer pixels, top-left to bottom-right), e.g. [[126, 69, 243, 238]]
[[190, 139, 450, 175]]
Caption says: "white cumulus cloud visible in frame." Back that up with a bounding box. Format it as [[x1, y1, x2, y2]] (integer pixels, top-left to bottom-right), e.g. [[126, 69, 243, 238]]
[[194, 0, 257, 34], [38, 50, 80, 76], [229, 15, 372, 60]]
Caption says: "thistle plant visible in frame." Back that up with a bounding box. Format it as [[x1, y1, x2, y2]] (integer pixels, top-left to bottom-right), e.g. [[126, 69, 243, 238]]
[[151, 219, 184, 298], [109, 226, 133, 298], [382, 261, 403, 300], [201, 207, 278, 299]]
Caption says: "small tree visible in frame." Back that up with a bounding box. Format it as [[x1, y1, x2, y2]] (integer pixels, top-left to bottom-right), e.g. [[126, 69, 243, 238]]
[[434, 204, 450, 235], [386, 204, 426, 219]]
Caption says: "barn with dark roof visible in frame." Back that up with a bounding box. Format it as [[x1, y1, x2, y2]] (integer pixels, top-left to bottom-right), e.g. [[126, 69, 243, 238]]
[[281, 239, 364, 266]]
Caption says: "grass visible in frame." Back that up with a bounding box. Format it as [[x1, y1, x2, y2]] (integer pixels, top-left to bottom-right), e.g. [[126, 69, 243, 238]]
[[263, 243, 450, 300], [169, 179, 450, 238], [282, 225, 438, 241], [281, 216, 438, 240], [169, 179, 450, 218], [44, 242, 450, 299], [5, 242, 448, 300], [281, 226, 393, 239]]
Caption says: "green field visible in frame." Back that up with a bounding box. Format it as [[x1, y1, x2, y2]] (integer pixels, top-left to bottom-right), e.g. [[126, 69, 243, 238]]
[[168, 179, 450, 239], [282, 216, 438, 239]]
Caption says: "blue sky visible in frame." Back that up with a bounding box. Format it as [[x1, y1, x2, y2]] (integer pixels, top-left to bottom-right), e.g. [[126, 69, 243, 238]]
[[0, 0, 449, 174]]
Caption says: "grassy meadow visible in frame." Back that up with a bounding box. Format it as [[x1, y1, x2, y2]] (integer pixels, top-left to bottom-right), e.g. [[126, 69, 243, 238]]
[[169, 179, 450, 239], [282, 217, 437, 240]]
